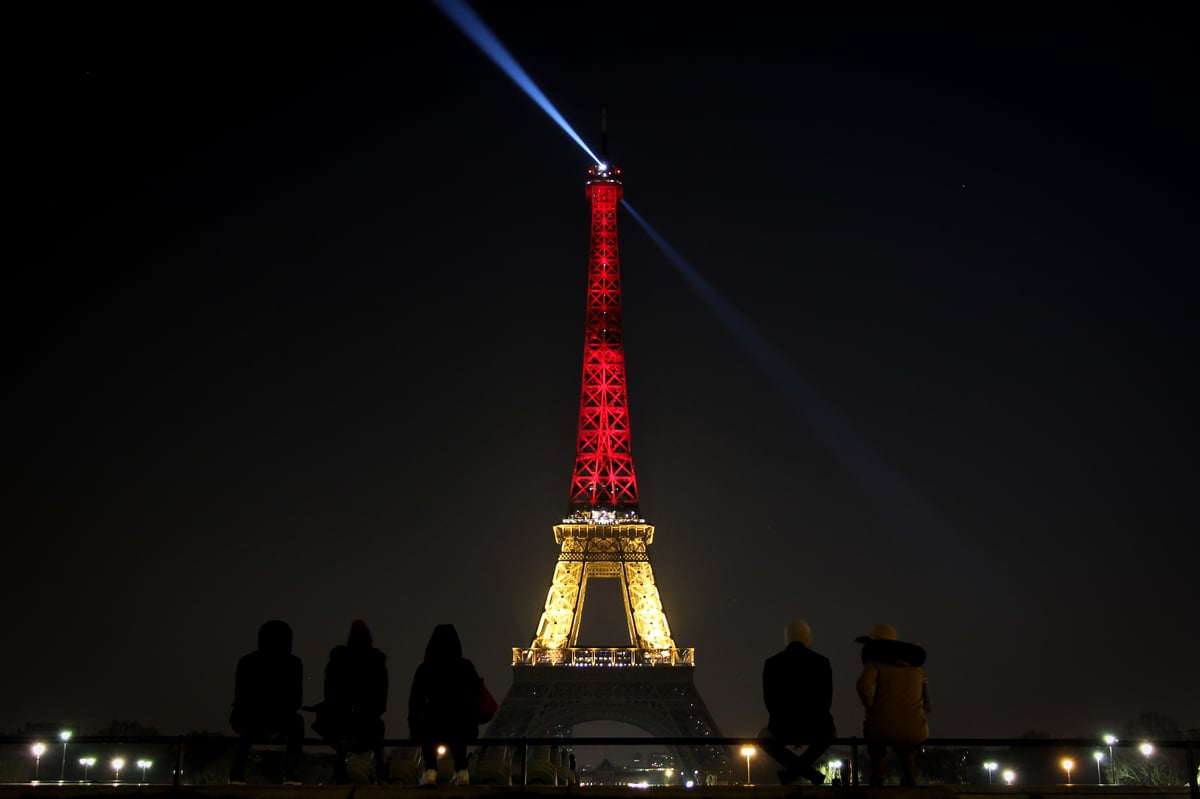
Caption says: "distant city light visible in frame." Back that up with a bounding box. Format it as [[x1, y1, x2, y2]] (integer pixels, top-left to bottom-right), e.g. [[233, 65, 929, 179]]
[[31, 743, 47, 781], [59, 731, 73, 781], [740, 746, 755, 784], [1104, 735, 1118, 785]]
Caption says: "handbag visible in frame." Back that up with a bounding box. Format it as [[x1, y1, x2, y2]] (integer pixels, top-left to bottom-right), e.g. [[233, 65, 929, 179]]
[[478, 677, 499, 724]]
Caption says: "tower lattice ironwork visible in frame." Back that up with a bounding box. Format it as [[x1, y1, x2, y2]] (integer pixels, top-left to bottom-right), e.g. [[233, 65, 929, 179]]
[[484, 163, 728, 782]]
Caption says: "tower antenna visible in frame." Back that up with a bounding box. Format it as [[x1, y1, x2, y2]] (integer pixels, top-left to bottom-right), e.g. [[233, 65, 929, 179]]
[[601, 105, 608, 163]]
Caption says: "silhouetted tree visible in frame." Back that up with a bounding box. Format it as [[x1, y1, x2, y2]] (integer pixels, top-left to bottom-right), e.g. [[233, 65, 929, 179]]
[[95, 720, 161, 737], [1121, 711, 1181, 739], [1112, 712, 1187, 786]]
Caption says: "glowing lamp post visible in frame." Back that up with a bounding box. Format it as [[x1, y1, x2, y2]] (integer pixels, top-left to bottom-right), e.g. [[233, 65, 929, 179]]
[[740, 746, 755, 785], [111, 758, 125, 783], [1003, 769, 1016, 785], [79, 757, 96, 781], [1139, 743, 1153, 785], [984, 761, 998, 784], [829, 759, 843, 784], [59, 730, 72, 781], [137, 759, 152, 783], [1093, 751, 1104, 784], [1104, 735, 1118, 784], [32, 743, 47, 781], [1062, 758, 1074, 785]]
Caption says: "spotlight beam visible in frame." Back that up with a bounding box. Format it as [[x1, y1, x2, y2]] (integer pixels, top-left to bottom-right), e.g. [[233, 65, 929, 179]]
[[623, 199, 963, 550], [431, 0, 603, 165]]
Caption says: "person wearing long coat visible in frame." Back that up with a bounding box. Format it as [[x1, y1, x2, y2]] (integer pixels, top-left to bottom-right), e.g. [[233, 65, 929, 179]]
[[855, 623, 931, 786], [408, 624, 482, 786], [761, 620, 835, 785]]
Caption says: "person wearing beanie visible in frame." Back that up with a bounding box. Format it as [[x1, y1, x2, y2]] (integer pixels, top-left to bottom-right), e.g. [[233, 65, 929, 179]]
[[854, 623, 931, 787], [311, 619, 389, 784], [760, 620, 835, 785]]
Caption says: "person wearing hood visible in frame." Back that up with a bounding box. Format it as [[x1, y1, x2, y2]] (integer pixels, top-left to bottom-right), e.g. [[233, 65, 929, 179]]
[[408, 624, 482, 787], [228, 619, 305, 785], [761, 620, 835, 785], [854, 623, 931, 787], [311, 619, 388, 784]]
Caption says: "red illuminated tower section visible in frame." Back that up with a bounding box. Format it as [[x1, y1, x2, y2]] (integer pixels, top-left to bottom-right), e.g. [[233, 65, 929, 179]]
[[482, 164, 727, 782], [527, 162, 674, 653], [568, 163, 639, 517]]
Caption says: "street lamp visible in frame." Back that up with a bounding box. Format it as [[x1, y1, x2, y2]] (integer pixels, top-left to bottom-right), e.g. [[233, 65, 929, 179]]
[[1093, 752, 1104, 784], [137, 759, 152, 783], [112, 758, 125, 783], [1139, 743, 1153, 785], [829, 759, 843, 784], [59, 730, 73, 781], [984, 761, 998, 784], [1062, 758, 1074, 785], [1003, 769, 1016, 785], [79, 757, 96, 781], [740, 746, 755, 785], [1104, 735, 1118, 784], [32, 743, 47, 781]]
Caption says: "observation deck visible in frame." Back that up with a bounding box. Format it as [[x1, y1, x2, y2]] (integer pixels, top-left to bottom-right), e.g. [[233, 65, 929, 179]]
[[512, 646, 694, 667]]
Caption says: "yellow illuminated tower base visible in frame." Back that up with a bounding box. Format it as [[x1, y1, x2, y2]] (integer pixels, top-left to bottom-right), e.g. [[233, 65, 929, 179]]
[[482, 517, 729, 782], [526, 521, 677, 659]]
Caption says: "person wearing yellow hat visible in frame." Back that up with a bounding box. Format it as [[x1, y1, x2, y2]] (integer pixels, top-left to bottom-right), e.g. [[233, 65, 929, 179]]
[[854, 624, 931, 787], [760, 620, 835, 785]]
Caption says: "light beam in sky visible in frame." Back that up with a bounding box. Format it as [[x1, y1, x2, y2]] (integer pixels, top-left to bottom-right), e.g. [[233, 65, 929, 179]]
[[622, 199, 964, 551], [434, 0, 973, 562], [431, 0, 603, 165]]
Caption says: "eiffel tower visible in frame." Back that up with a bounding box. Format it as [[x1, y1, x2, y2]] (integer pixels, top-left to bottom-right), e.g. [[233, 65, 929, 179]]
[[484, 158, 728, 781]]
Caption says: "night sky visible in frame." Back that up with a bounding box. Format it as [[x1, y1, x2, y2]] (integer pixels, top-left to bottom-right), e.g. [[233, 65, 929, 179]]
[[7, 2, 1197, 745]]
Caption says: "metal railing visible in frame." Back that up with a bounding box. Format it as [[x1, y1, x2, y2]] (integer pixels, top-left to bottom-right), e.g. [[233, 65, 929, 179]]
[[0, 733, 1195, 795]]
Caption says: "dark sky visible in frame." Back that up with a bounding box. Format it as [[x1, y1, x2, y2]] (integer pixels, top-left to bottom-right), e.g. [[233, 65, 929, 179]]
[[7, 2, 1197, 744]]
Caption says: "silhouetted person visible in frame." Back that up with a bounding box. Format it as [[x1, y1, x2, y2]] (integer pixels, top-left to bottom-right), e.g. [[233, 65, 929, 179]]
[[310, 619, 388, 784], [228, 619, 304, 785], [408, 623, 482, 786], [855, 623, 931, 787], [761, 620, 835, 785]]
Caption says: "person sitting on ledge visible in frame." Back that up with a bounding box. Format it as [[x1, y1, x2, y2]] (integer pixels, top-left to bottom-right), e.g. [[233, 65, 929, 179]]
[[228, 619, 305, 785]]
